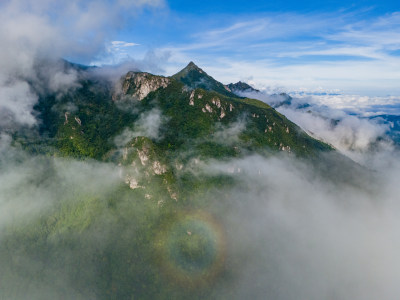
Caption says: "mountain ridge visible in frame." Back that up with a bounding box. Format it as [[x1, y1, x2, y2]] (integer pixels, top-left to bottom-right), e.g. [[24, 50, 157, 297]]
[[25, 60, 335, 162], [114, 62, 333, 157]]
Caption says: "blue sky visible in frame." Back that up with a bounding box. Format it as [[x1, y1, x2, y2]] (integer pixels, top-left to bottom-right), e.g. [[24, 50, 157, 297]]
[[14, 0, 398, 97], [86, 0, 400, 96]]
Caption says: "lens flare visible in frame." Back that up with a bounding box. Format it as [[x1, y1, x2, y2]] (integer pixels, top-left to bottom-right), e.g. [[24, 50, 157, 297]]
[[155, 211, 226, 287]]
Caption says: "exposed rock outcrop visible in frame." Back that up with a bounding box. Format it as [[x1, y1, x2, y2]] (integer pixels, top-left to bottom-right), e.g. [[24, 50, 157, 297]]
[[119, 72, 171, 101]]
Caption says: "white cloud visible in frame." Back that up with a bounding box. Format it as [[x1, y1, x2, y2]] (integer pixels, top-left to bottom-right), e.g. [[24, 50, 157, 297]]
[[114, 108, 165, 147], [94, 40, 142, 65], [111, 41, 140, 48], [237, 89, 396, 163], [279, 106, 391, 161], [161, 12, 400, 96], [295, 94, 400, 113], [0, 0, 165, 128], [203, 153, 400, 300]]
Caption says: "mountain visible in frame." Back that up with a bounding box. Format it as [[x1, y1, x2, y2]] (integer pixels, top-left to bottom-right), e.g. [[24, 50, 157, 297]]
[[26, 61, 333, 161], [227, 81, 260, 93], [11, 61, 346, 230], [9, 61, 338, 213], [172, 62, 239, 98], [4, 61, 365, 300]]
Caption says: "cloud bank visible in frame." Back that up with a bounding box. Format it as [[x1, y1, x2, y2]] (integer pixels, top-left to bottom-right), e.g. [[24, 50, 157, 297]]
[[237, 89, 395, 163], [204, 154, 400, 300], [0, 0, 165, 128]]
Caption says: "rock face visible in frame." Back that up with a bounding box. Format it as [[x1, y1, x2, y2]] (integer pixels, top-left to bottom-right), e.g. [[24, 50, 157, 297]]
[[116, 136, 174, 196], [121, 72, 171, 100]]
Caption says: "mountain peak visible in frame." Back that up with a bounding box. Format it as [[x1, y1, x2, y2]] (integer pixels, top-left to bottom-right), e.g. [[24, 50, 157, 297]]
[[187, 61, 199, 68], [172, 61, 239, 98], [177, 61, 204, 75], [227, 81, 260, 93]]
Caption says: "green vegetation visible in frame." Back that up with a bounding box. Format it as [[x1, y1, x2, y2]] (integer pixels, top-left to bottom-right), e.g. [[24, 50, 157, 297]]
[[28, 60, 332, 162], [2, 61, 337, 299]]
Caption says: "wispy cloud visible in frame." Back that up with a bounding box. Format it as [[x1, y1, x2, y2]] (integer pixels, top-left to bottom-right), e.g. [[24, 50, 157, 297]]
[[96, 40, 142, 65], [162, 12, 400, 96], [111, 41, 141, 48]]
